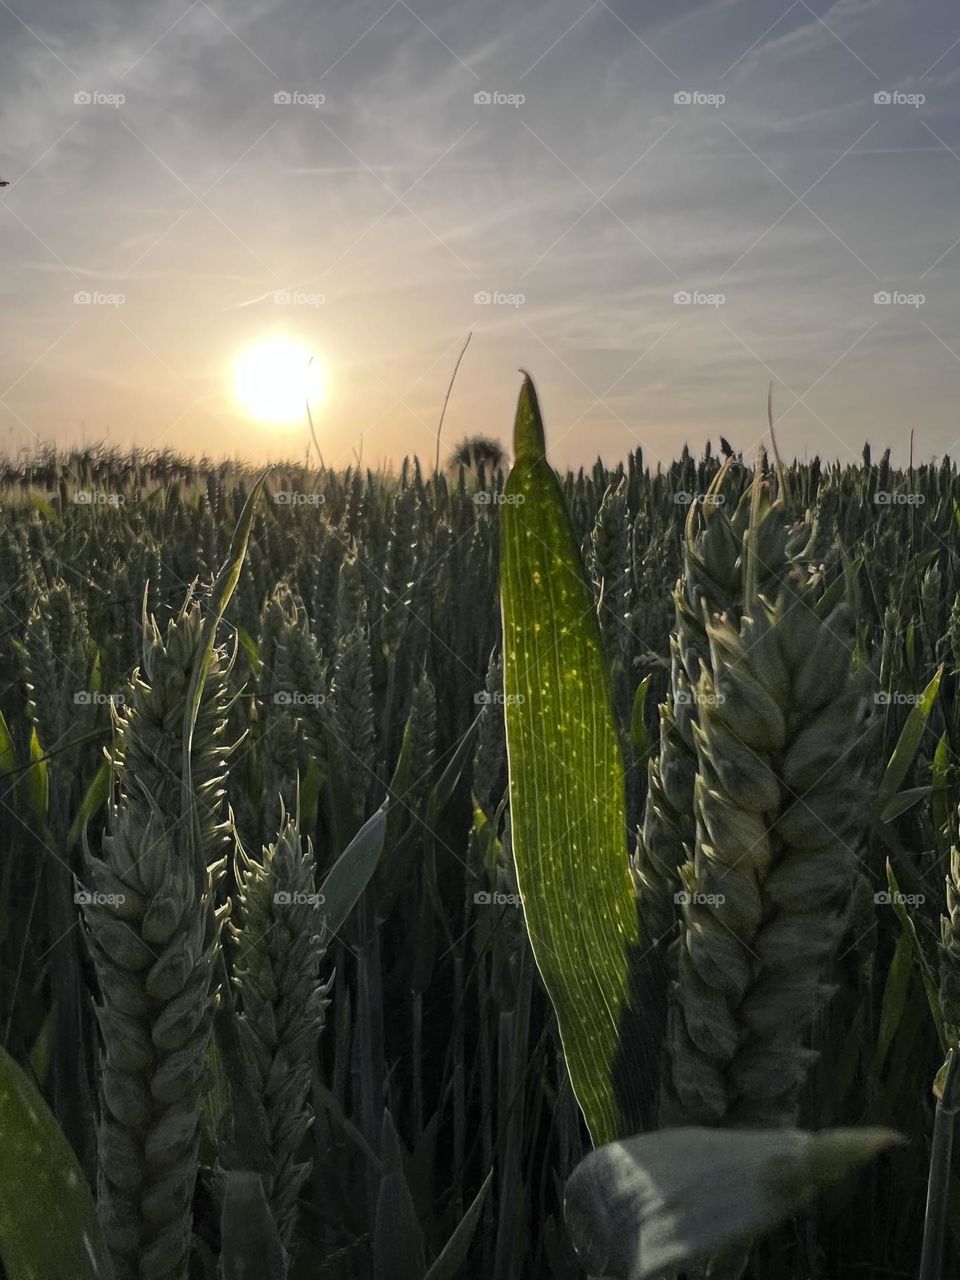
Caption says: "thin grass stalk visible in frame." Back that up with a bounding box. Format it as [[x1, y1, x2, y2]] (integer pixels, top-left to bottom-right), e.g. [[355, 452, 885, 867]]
[[478, 951, 495, 1278], [919, 1050, 959, 1280], [354, 882, 385, 1224], [411, 989, 423, 1136], [493, 944, 533, 1280], [453, 947, 466, 1220]]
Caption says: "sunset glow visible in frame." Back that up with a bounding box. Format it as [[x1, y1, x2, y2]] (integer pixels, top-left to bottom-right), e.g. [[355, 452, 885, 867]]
[[232, 337, 327, 426]]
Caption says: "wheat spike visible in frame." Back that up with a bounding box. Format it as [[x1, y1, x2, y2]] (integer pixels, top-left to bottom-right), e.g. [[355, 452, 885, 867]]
[[82, 594, 233, 1280], [633, 479, 797, 951], [663, 583, 872, 1129], [231, 814, 329, 1253]]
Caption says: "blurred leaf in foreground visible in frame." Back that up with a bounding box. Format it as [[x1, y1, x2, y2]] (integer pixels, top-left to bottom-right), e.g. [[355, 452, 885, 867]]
[[564, 1124, 904, 1279]]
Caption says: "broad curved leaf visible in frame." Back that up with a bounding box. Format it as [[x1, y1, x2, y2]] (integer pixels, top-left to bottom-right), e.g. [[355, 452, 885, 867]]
[[564, 1125, 904, 1280], [500, 373, 650, 1146], [0, 1044, 114, 1279]]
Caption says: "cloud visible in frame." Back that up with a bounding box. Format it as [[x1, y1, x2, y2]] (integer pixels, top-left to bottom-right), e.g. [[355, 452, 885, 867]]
[[1, 0, 959, 463]]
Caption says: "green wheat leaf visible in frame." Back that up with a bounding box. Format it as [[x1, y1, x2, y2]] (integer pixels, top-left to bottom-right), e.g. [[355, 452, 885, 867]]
[[564, 1125, 904, 1279], [500, 372, 648, 1147], [0, 1044, 114, 1280]]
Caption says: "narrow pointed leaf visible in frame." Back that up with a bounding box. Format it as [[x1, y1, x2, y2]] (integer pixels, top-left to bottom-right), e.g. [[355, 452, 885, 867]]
[[220, 1171, 287, 1280], [424, 1169, 492, 1280], [374, 1109, 426, 1280], [878, 666, 942, 813], [66, 760, 110, 852], [23, 726, 48, 822], [0, 708, 16, 777], [885, 859, 947, 1051], [629, 675, 652, 763], [319, 802, 388, 937], [881, 785, 932, 824]]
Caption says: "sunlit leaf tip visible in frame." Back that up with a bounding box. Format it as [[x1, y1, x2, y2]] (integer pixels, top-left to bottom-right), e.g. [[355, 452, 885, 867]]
[[513, 371, 546, 465]]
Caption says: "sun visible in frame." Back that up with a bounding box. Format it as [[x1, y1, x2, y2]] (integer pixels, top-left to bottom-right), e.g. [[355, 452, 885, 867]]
[[232, 336, 327, 425]]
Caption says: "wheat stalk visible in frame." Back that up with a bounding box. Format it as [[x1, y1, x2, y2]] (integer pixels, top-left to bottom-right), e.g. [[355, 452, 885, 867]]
[[633, 477, 798, 951], [941, 843, 960, 1050], [231, 813, 330, 1254], [331, 544, 375, 817], [82, 595, 233, 1280], [662, 583, 872, 1129]]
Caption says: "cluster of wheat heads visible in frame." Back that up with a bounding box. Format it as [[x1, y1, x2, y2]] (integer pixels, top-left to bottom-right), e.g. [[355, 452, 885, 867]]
[[627, 474, 877, 1278], [80, 558, 333, 1277]]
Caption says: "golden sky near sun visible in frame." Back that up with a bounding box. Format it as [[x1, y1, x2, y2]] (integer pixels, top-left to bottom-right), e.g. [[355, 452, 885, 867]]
[[4, 1, 960, 469]]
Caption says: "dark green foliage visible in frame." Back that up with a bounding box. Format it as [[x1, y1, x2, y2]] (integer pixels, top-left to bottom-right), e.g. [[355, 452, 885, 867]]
[[0, 441, 958, 1279]]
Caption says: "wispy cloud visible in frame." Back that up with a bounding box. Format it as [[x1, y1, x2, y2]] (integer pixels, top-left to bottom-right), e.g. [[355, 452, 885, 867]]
[[2, 0, 960, 464]]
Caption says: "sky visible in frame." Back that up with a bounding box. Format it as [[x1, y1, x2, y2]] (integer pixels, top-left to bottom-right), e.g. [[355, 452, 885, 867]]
[[2, 0, 960, 470]]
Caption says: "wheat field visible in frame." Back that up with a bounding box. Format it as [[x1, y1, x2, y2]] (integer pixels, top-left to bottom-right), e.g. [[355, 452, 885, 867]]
[[0, 428, 957, 1279]]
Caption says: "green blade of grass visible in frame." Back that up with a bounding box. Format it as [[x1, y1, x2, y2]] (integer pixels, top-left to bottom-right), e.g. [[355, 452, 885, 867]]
[[564, 1125, 904, 1280], [886, 858, 947, 1052], [373, 1109, 426, 1280], [319, 801, 388, 937], [877, 665, 942, 814], [629, 674, 653, 763], [220, 1171, 287, 1280], [66, 759, 110, 852], [23, 726, 48, 824], [0, 1044, 114, 1279], [424, 1169, 492, 1280], [500, 372, 650, 1147]]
